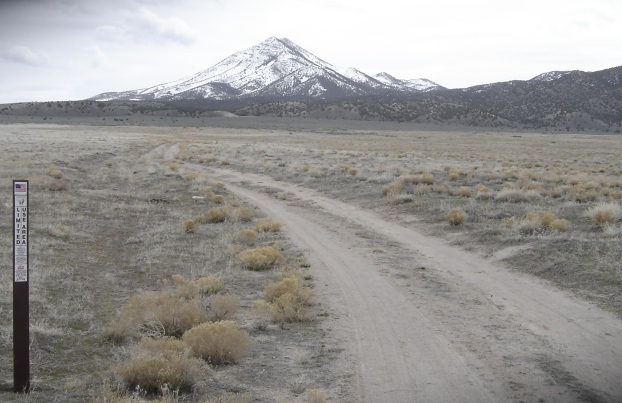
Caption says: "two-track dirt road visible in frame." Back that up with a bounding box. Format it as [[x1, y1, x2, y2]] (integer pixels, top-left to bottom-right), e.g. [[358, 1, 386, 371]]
[[156, 143, 622, 402]]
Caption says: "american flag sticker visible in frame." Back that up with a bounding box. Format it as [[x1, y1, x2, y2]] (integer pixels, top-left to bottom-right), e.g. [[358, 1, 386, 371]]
[[14, 182, 28, 194]]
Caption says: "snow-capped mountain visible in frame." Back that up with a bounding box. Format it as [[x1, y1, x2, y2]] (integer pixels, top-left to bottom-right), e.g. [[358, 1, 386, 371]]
[[91, 37, 444, 101], [373, 72, 440, 92]]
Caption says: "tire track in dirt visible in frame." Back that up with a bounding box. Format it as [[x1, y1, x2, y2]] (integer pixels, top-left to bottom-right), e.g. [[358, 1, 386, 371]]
[[152, 144, 622, 402], [216, 179, 496, 402], [200, 166, 622, 403]]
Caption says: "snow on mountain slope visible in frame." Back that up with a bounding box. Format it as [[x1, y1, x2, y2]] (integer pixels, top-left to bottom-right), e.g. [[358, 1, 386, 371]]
[[374, 72, 443, 92], [91, 37, 444, 101], [529, 71, 573, 82]]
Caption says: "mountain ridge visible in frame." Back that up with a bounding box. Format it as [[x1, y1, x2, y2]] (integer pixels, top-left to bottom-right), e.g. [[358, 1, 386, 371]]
[[91, 37, 444, 101]]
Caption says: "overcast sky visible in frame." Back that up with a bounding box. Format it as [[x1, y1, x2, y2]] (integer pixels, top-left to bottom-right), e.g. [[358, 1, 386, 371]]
[[1, 0, 621, 103]]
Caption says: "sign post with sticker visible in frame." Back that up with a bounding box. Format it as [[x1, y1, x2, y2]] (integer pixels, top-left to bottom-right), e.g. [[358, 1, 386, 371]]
[[13, 180, 30, 393]]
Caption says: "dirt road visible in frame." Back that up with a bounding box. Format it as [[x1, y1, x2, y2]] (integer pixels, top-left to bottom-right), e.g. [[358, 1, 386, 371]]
[[158, 144, 622, 402]]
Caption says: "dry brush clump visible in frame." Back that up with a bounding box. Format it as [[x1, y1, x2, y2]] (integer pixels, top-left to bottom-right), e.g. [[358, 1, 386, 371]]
[[234, 228, 259, 244], [115, 337, 202, 394], [254, 271, 313, 323], [182, 321, 252, 365], [194, 276, 225, 296], [183, 219, 198, 233], [494, 188, 541, 203], [238, 246, 285, 271], [206, 206, 232, 223], [256, 218, 282, 232], [47, 167, 64, 179], [208, 294, 240, 321], [46, 179, 70, 191], [103, 275, 221, 341], [445, 208, 468, 226], [508, 212, 571, 234], [585, 202, 622, 228], [103, 291, 208, 341], [382, 181, 404, 197], [230, 207, 254, 222]]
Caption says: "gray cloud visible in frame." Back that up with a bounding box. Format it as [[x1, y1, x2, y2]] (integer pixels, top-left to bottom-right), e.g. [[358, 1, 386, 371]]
[[93, 6, 197, 45], [128, 7, 197, 45], [1, 45, 51, 66]]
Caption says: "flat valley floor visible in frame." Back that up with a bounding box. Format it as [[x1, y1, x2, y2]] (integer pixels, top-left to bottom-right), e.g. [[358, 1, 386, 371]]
[[1, 121, 621, 402]]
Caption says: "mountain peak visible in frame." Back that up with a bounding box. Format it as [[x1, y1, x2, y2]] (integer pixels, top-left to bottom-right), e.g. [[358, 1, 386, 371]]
[[90, 37, 444, 101]]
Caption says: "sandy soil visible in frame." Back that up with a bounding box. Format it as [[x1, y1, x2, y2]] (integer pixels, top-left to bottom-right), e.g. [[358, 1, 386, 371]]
[[156, 154, 622, 402]]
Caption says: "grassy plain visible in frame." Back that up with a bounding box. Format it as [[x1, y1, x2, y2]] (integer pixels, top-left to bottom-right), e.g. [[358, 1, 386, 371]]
[[178, 122, 622, 314], [0, 124, 337, 402], [1, 119, 621, 401]]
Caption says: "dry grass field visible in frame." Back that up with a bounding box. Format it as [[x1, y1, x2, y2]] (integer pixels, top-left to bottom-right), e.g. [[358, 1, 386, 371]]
[[1, 120, 621, 402], [180, 125, 622, 314]]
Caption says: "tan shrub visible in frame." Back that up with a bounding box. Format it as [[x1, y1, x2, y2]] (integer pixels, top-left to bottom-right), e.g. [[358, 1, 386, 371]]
[[182, 321, 252, 365], [47, 168, 64, 179], [206, 206, 230, 223], [168, 162, 179, 171], [234, 229, 258, 244], [278, 266, 305, 280], [104, 290, 208, 341], [264, 277, 312, 304], [549, 219, 570, 232], [209, 294, 240, 321], [200, 187, 214, 198], [185, 172, 200, 180], [475, 186, 494, 199], [413, 184, 430, 195], [421, 172, 435, 185], [448, 171, 460, 181], [230, 207, 254, 222], [194, 276, 225, 295], [432, 184, 450, 194], [306, 389, 328, 403], [170, 275, 200, 299], [238, 246, 284, 271], [382, 181, 404, 197], [446, 208, 468, 226], [586, 203, 621, 227], [456, 187, 472, 197], [255, 292, 311, 323], [256, 218, 282, 232], [540, 212, 558, 229], [211, 194, 225, 204], [495, 188, 520, 202], [115, 337, 201, 394], [517, 215, 542, 235], [226, 243, 245, 256], [46, 179, 69, 191], [183, 219, 198, 233]]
